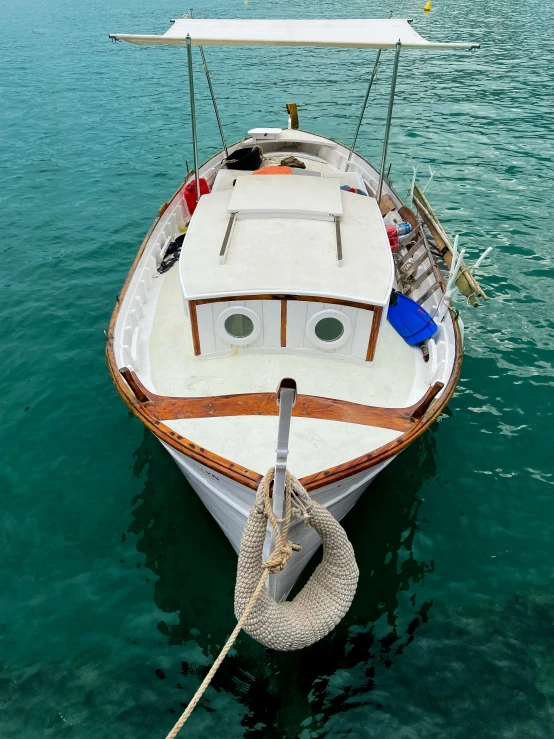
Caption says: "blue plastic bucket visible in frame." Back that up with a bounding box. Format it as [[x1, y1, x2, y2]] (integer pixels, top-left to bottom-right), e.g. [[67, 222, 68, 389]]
[[387, 291, 438, 346]]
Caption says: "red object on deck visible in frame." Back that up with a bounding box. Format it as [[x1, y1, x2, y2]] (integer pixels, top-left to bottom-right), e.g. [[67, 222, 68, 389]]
[[386, 226, 399, 250], [184, 177, 210, 216], [252, 166, 293, 175]]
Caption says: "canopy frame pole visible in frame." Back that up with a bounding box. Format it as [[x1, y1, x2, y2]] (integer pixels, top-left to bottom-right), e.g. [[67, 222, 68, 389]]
[[348, 49, 381, 163], [189, 9, 228, 159], [186, 34, 201, 202], [377, 41, 401, 204]]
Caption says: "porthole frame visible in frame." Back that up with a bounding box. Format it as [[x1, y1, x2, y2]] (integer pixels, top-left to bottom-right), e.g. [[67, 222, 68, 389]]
[[216, 306, 261, 346], [306, 309, 352, 351]]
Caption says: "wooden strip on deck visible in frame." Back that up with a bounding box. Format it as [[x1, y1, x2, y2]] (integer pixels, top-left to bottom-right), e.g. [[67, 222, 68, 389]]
[[120, 368, 444, 433]]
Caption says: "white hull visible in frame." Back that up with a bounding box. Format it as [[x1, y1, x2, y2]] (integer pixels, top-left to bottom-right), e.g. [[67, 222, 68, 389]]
[[161, 439, 395, 601]]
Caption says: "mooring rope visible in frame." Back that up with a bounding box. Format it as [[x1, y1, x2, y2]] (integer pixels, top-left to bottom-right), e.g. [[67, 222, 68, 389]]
[[164, 468, 299, 739]]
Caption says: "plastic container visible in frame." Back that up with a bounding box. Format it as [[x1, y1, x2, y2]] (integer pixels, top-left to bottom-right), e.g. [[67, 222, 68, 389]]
[[386, 221, 412, 249], [387, 290, 438, 345], [395, 222, 412, 236], [184, 177, 210, 216], [223, 146, 263, 171], [386, 226, 399, 250]]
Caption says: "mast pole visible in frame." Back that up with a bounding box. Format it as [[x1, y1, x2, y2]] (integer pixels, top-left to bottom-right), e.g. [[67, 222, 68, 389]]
[[376, 41, 401, 204], [186, 34, 201, 202], [190, 9, 228, 158], [348, 49, 381, 163]]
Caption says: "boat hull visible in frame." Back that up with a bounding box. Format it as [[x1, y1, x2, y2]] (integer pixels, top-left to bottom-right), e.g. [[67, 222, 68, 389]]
[[105, 127, 463, 601], [161, 439, 395, 601]]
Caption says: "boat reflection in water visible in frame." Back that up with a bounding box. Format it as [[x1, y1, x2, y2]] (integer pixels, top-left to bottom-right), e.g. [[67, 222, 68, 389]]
[[127, 427, 438, 731]]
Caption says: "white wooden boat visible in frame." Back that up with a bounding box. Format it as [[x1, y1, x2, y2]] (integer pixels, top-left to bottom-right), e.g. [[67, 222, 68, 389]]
[[107, 18, 480, 602]]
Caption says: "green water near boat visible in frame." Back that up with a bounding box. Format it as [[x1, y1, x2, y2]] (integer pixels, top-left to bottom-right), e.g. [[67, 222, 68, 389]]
[[2, 0, 554, 735]]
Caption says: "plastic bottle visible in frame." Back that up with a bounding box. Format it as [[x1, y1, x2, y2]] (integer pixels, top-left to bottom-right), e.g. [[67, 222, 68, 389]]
[[386, 226, 399, 249], [395, 222, 412, 236], [386, 222, 412, 249]]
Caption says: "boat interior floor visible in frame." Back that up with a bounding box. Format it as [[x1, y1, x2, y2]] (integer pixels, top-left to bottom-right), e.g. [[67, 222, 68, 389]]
[[144, 267, 426, 477]]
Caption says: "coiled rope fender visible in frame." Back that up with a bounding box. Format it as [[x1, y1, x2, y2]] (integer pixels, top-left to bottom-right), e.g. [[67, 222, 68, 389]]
[[234, 468, 359, 651], [164, 468, 358, 738]]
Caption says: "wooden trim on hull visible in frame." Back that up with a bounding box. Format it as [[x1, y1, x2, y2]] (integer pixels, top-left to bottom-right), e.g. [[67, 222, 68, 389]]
[[300, 314, 463, 490], [106, 135, 464, 493], [106, 349, 265, 488], [104, 188, 264, 489]]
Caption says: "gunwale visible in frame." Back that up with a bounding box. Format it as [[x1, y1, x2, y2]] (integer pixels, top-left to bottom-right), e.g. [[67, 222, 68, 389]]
[[105, 137, 463, 492]]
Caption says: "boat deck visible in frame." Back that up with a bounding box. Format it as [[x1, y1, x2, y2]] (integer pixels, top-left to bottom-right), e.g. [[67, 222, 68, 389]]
[[147, 267, 424, 477]]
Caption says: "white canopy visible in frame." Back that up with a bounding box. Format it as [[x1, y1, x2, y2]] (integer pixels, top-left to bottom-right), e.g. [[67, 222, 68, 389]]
[[109, 18, 479, 51]]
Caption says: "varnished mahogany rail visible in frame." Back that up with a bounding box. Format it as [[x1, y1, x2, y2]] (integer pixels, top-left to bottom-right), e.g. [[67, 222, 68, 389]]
[[120, 368, 444, 432]]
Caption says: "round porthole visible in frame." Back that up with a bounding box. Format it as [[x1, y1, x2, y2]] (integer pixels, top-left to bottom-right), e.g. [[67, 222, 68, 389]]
[[224, 313, 254, 339], [314, 316, 344, 342], [306, 309, 352, 351], [216, 306, 261, 346]]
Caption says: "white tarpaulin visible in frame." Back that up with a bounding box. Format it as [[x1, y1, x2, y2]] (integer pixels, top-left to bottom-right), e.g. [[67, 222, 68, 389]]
[[109, 18, 479, 51]]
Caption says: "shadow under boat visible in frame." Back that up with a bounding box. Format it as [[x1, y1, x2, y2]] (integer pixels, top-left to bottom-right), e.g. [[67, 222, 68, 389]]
[[127, 425, 439, 733]]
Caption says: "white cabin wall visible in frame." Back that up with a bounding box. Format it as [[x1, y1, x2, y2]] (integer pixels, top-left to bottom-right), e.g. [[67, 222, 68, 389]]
[[286, 301, 308, 347], [350, 308, 374, 360], [196, 304, 216, 354], [194, 298, 376, 365], [262, 300, 281, 346], [194, 299, 282, 357]]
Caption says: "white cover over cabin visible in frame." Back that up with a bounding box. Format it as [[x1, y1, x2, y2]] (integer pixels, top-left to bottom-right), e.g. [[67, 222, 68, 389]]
[[180, 173, 394, 363], [180, 179, 393, 304]]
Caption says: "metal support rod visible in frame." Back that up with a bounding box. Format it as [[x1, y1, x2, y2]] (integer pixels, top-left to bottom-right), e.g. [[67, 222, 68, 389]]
[[273, 379, 297, 527], [190, 9, 228, 158], [377, 41, 401, 204], [186, 34, 201, 202], [268, 378, 297, 599], [348, 49, 381, 163]]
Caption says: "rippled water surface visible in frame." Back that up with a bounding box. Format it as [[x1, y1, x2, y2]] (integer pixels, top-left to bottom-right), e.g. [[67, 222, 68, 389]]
[[2, 0, 554, 736]]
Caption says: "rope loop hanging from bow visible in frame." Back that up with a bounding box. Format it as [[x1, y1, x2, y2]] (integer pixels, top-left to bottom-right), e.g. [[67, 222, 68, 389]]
[[164, 467, 358, 739]]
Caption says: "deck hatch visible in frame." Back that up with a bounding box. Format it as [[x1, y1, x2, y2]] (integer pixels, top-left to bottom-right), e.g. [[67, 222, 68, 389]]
[[227, 176, 343, 221]]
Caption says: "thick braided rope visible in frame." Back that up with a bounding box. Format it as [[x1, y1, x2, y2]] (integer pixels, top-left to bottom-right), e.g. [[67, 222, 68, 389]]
[[164, 468, 302, 739], [235, 470, 359, 650]]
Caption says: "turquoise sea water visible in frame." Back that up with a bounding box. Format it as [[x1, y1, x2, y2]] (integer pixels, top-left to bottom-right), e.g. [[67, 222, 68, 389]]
[[2, 0, 554, 736]]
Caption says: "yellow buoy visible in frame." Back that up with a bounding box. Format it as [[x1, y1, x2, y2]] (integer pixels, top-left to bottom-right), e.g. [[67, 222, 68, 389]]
[[424, 0, 431, 10]]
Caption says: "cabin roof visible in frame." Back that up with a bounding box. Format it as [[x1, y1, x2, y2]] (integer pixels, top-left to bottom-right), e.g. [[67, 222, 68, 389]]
[[179, 178, 394, 307]]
